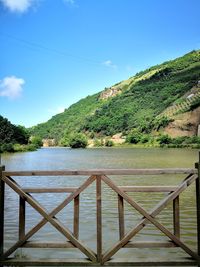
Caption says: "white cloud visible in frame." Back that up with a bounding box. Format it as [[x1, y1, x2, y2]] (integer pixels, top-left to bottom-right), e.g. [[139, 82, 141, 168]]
[[0, 76, 24, 99], [0, 0, 35, 13], [102, 60, 117, 69]]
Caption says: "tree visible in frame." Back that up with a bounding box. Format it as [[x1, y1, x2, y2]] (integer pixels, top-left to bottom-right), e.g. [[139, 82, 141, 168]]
[[157, 134, 172, 145], [69, 133, 88, 148], [30, 136, 43, 147], [126, 129, 141, 144]]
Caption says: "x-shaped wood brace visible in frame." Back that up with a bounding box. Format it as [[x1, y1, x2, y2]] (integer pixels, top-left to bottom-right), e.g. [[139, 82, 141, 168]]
[[2, 173, 199, 264], [101, 174, 199, 264], [2, 174, 97, 262]]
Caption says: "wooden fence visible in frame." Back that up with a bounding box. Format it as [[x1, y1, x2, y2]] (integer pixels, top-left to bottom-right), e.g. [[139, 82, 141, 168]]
[[0, 160, 200, 266]]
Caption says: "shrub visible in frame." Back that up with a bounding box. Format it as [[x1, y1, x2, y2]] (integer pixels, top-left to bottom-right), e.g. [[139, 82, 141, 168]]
[[13, 143, 37, 152], [157, 134, 172, 145], [140, 134, 150, 143], [69, 133, 88, 148], [153, 117, 173, 130], [93, 139, 104, 147], [105, 139, 114, 147], [126, 129, 141, 144], [0, 143, 15, 152], [171, 136, 188, 145], [59, 135, 69, 147], [30, 136, 43, 147]]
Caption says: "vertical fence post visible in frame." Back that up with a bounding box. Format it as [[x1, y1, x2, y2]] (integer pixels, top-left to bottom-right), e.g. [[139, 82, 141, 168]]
[[73, 194, 80, 239], [173, 196, 180, 238], [195, 152, 200, 266], [96, 175, 102, 263], [19, 197, 26, 240], [118, 194, 125, 240], [0, 165, 5, 265]]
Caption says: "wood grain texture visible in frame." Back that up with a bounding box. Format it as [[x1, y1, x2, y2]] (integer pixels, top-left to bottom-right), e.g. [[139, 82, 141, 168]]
[[3, 168, 197, 177]]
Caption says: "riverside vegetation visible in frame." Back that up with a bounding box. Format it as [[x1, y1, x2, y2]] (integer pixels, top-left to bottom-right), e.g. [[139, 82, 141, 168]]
[[1, 50, 200, 151], [0, 115, 42, 153]]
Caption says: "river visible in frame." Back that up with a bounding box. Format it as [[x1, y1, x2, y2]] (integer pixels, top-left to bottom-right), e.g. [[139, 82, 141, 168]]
[[1, 147, 199, 265]]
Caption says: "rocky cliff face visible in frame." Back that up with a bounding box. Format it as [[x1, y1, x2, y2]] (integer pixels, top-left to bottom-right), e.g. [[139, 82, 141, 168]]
[[164, 106, 200, 137], [42, 139, 57, 147], [99, 87, 121, 100]]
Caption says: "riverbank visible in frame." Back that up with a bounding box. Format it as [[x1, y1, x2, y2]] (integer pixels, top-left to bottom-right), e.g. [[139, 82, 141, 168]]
[[0, 143, 39, 153], [88, 134, 200, 149]]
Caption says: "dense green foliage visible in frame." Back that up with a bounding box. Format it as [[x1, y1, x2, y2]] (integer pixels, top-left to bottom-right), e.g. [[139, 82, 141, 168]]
[[30, 50, 200, 141], [68, 133, 88, 148], [30, 136, 43, 147], [0, 116, 29, 145], [157, 135, 200, 148], [125, 132, 200, 148], [0, 115, 42, 153], [84, 52, 200, 135], [0, 116, 29, 152]]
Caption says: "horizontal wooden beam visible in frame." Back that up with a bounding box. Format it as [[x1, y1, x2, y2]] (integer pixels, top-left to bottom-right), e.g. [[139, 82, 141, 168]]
[[104, 260, 198, 266], [22, 188, 78, 193], [119, 186, 178, 192], [124, 241, 177, 248], [3, 168, 197, 177], [0, 258, 197, 266], [22, 241, 75, 248], [0, 258, 94, 266]]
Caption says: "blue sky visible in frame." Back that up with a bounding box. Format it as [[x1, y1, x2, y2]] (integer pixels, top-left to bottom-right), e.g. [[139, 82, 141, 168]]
[[0, 0, 200, 127]]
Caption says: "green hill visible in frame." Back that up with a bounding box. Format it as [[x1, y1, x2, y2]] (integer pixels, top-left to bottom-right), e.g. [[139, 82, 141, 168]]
[[30, 50, 200, 143]]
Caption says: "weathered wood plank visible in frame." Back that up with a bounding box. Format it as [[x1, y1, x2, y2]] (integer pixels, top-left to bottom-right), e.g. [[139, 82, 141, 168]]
[[0, 258, 197, 266], [3, 168, 197, 177], [73, 195, 79, 239], [22, 241, 75, 248], [119, 186, 178, 192], [104, 259, 198, 266], [173, 196, 180, 238], [22, 188, 78, 193], [118, 195, 125, 240], [0, 258, 95, 266], [19, 197, 26, 239], [96, 175, 102, 263], [124, 241, 177, 248]]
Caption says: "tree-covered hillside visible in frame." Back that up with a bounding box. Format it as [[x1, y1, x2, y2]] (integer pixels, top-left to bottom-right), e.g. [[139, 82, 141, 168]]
[[30, 50, 200, 142]]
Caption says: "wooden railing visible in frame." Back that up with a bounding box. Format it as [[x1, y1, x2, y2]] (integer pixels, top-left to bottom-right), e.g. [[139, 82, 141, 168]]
[[0, 162, 200, 266]]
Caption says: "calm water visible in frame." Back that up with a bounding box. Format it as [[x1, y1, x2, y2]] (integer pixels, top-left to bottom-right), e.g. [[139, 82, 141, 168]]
[[1, 147, 199, 264]]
